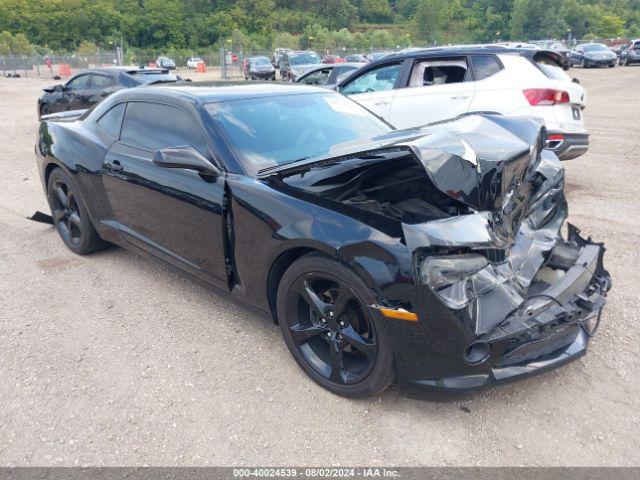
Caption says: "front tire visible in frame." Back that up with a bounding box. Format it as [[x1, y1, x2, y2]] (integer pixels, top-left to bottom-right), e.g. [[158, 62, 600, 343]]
[[276, 255, 395, 397], [47, 168, 105, 255]]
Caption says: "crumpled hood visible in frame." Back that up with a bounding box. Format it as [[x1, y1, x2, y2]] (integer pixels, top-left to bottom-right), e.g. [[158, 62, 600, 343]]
[[408, 114, 546, 213]]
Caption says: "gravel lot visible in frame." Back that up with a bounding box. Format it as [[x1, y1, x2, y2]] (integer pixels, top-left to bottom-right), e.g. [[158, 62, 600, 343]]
[[0, 67, 639, 467]]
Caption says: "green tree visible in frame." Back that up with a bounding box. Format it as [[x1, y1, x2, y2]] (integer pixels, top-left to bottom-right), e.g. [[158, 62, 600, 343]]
[[359, 0, 393, 23], [510, 0, 568, 40], [412, 0, 450, 43], [597, 14, 625, 37], [271, 32, 299, 49]]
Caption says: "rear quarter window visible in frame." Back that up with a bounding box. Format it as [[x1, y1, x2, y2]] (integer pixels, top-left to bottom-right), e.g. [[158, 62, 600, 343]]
[[96, 102, 126, 139], [469, 55, 503, 80]]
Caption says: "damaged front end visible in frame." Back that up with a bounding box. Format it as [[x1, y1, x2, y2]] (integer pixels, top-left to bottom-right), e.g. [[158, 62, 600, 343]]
[[400, 115, 612, 389], [270, 113, 611, 389]]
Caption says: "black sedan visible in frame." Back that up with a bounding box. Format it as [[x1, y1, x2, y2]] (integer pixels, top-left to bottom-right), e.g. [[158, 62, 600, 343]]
[[243, 56, 276, 80], [37, 67, 179, 118], [35, 84, 611, 396], [569, 43, 617, 68]]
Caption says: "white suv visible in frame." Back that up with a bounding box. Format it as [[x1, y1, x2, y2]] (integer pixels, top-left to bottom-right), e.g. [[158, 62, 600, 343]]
[[338, 46, 588, 160]]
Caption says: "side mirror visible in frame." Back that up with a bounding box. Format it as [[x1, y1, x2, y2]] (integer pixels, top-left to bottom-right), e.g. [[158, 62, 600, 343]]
[[100, 90, 110, 97], [55, 84, 64, 92], [153, 146, 221, 176], [572, 78, 580, 84]]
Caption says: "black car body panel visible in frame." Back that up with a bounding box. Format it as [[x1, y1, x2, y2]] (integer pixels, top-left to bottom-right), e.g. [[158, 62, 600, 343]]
[[35, 85, 611, 391]]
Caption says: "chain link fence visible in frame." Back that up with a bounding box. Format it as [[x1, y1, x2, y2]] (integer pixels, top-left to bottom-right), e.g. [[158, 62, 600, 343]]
[[1, 52, 118, 78], [7, 40, 627, 80]]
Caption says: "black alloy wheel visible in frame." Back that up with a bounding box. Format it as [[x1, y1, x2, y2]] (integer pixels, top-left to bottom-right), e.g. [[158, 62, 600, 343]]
[[46, 168, 104, 255], [277, 255, 394, 397]]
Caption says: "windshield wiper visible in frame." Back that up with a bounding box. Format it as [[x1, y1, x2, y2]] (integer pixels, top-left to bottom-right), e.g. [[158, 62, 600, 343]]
[[258, 157, 310, 175]]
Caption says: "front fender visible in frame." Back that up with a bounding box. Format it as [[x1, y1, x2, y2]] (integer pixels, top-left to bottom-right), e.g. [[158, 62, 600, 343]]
[[226, 175, 415, 313]]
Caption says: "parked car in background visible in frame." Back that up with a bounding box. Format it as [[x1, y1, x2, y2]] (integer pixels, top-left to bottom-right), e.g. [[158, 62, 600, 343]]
[[296, 63, 363, 88], [187, 57, 203, 69], [533, 40, 571, 69], [368, 51, 392, 62], [344, 54, 369, 63], [272, 48, 293, 68], [337, 46, 589, 160], [321, 54, 345, 64], [243, 56, 276, 80], [279, 51, 322, 81], [36, 84, 610, 396], [37, 67, 179, 118], [569, 44, 616, 68], [156, 56, 176, 70], [619, 39, 640, 65]]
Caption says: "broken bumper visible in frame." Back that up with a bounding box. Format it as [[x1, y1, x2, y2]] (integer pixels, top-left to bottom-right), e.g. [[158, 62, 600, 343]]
[[395, 227, 611, 391]]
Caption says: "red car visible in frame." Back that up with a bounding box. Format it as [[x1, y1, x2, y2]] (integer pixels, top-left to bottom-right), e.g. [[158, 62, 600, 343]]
[[322, 55, 345, 64]]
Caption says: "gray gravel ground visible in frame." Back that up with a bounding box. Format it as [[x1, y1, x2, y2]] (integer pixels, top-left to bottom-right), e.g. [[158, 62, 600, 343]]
[[0, 67, 639, 467]]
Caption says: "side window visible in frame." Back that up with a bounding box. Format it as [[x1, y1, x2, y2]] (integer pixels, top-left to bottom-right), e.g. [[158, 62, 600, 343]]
[[408, 59, 468, 87], [300, 68, 331, 85], [91, 74, 113, 90], [341, 63, 401, 95], [469, 55, 503, 81], [120, 102, 209, 156], [66, 74, 90, 91], [96, 102, 126, 139], [334, 66, 358, 83]]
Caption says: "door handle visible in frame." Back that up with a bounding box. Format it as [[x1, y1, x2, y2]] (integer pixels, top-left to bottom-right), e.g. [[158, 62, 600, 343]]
[[106, 160, 123, 172], [450, 95, 469, 100], [374, 99, 390, 105]]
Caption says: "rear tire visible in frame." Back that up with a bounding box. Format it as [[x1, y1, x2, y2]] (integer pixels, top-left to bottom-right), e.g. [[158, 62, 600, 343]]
[[276, 254, 395, 397], [47, 168, 105, 255]]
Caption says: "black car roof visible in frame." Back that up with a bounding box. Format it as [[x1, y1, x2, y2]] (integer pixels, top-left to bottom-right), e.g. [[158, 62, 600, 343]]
[[112, 83, 331, 104], [80, 66, 170, 75]]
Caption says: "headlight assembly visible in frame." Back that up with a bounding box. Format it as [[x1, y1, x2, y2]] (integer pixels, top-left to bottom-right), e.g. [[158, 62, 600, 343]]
[[420, 254, 489, 309]]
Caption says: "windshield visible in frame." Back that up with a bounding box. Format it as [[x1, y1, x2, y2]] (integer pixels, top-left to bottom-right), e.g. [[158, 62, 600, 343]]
[[537, 62, 571, 81], [583, 44, 608, 52], [206, 92, 391, 176], [251, 57, 271, 66], [290, 53, 321, 65]]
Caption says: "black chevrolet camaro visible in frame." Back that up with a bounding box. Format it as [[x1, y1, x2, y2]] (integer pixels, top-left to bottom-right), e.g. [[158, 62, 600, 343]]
[[35, 84, 611, 397]]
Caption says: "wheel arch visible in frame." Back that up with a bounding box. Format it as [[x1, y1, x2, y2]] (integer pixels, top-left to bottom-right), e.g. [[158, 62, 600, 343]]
[[266, 245, 329, 324], [265, 239, 406, 325]]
